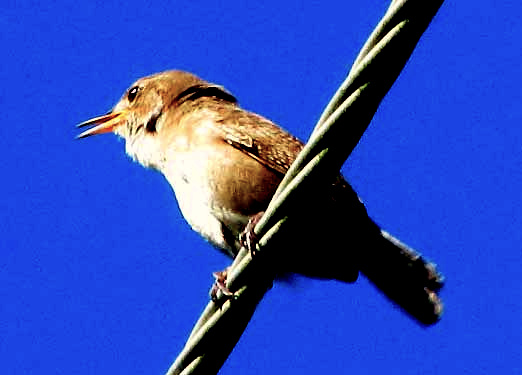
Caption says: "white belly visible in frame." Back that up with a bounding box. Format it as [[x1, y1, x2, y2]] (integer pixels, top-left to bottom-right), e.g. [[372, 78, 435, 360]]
[[161, 148, 247, 256]]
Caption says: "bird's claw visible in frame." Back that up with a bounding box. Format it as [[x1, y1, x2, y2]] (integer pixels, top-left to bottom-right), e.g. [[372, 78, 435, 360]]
[[239, 211, 264, 256], [210, 269, 235, 302]]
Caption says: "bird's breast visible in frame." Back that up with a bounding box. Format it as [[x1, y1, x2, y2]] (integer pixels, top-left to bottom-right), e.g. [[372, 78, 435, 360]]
[[160, 134, 281, 250]]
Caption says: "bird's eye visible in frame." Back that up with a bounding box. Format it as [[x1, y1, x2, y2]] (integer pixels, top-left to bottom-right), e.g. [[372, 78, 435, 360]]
[[127, 86, 140, 102]]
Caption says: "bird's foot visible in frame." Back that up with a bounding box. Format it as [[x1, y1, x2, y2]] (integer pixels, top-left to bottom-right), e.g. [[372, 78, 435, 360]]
[[210, 268, 234, 302], [239, 211, 265, 256]]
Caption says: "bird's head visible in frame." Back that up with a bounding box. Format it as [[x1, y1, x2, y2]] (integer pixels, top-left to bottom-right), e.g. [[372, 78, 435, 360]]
[[77, 70, 236, 168]]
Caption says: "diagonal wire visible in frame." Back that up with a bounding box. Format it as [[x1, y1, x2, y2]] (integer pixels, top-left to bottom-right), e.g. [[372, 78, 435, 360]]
[[165, 1, 445, 374]]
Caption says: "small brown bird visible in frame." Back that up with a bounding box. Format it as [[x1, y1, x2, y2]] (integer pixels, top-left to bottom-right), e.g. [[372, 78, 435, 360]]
[[78, 70, 443, 325]]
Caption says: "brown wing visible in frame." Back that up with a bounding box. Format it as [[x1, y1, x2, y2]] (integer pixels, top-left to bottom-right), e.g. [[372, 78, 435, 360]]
[[211, 102, 305, 176], [205, 100, 360, 205]]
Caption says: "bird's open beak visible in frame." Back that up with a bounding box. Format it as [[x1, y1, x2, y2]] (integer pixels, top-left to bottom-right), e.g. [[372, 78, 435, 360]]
[[76, 111, 127, 139]]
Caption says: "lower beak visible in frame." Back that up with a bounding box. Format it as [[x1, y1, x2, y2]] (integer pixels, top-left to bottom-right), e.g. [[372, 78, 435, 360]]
[[76, 111, 126, 139]]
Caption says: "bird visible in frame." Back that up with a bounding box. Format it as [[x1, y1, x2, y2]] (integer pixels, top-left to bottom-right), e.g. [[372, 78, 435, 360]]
[[77, 70, 443, 325]]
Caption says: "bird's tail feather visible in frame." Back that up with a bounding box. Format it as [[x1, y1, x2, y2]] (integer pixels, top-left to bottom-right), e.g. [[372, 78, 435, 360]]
[[358, 230, 444, 325]]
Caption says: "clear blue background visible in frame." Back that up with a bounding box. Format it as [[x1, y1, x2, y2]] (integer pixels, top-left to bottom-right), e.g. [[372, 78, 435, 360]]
[[1, 1, 521, 374]]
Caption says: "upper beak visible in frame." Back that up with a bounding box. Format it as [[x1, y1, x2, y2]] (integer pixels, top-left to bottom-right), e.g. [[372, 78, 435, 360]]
[[76, 111, 127, 139]]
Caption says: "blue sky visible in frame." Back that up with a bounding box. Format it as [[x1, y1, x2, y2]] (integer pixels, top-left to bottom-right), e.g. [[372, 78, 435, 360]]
[[1, 1, 521, 374]]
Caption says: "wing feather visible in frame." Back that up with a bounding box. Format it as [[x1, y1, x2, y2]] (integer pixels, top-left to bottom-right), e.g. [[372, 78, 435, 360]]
[[212, 103, 304, 176]]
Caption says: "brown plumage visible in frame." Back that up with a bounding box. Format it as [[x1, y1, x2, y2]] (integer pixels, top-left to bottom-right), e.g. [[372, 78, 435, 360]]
[[78, 70, 443, 325]]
